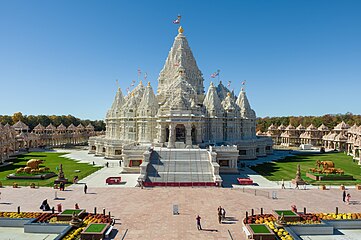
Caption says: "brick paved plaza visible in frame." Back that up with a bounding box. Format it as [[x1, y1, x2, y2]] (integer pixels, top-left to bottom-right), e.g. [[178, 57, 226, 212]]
[[1, 185, 361, 239]]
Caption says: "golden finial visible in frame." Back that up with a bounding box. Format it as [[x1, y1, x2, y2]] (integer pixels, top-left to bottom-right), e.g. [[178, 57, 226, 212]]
[[178, 26, 184, 34], [227, 92, 231, 97], [132, 92, 135, 97], [147, 81, 151, 86], [139, 80, 143, 85]]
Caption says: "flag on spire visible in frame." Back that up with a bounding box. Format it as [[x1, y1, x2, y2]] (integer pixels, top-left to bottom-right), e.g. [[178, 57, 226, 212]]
[[241, 80, 246, 85], [137, 68, 141, 76], [144, 72, 148, 80], [173, 15, 181, 24], [210, 69, 220, 78], [227, 80, 231, 88]]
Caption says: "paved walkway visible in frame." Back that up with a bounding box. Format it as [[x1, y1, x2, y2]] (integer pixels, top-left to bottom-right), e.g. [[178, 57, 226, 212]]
[[1, 186, 361, 240], [56, 149, 140, 188]]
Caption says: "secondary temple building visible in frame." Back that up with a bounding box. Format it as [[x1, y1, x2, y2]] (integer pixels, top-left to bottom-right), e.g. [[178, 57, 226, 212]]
[[257, 121, 361, 164], [0, 121, 96, 164], [89, 26, 273, 185]]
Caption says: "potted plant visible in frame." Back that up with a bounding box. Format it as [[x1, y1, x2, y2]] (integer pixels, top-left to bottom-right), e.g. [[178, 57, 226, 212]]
[[13, 182, 18, 188], [30, 183, 36, 188]]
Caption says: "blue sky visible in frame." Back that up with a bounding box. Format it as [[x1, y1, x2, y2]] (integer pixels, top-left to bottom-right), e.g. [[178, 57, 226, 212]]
[[0, 0, 360, 120]]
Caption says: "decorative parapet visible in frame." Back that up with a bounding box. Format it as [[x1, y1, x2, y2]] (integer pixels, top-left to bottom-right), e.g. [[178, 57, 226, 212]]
[[213, 145, 238, 152]]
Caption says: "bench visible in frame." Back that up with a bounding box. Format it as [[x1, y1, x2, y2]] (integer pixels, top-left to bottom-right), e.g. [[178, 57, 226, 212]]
[[237, 178, 253, 185], [106, 177, 122, 185]]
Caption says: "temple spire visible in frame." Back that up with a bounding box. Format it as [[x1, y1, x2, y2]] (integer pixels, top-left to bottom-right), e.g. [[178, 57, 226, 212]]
[[203, 82, 223, 116], [157, 27, 204, 102], [236, 88, 256, 119]]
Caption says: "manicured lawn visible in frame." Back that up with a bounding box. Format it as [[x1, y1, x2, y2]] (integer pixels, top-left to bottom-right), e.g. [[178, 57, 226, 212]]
[[249, 224, 271, 233], [84, 223, 107, 233], [251, 152, 361, 185], [0, 152, 102, 187], [275, 210, 296, 216], [61, 209, 83, 215]]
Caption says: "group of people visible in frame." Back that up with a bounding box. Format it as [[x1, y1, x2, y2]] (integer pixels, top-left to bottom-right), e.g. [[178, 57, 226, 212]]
[[195, 206, 228, 231], [217, 206, 226, 224], [343, 190, 351, 204]]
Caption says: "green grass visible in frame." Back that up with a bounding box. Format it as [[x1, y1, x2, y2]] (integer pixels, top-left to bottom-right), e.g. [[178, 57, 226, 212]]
[[0, 152, 102, 187], [275, 210, 296, 216], [251, 152, 361, 185], [249, 224, 271, 234], [84, 223, 107, 233], [61, 209, 83, 215]]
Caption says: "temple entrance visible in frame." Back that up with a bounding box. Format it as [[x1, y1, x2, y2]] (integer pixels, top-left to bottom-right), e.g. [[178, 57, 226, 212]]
[[175, 124, 186, 143]]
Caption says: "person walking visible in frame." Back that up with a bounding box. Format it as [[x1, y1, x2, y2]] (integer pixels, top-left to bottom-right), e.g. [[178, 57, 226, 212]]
[[343, 190, 346, 202], [84, 184, 88, 194], [295, 182, 299, 189], [75, 203, 79, 209], [119, 160, 122, 167], [281, 179, 285, 189], [196, 215, 202, 230], [346, 193, 351, 205], [106, 162, 109, 168], [218, 208, 222, 224]]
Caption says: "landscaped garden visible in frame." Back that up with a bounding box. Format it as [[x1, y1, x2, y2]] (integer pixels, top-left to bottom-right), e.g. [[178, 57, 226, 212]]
[[0, 152, 102, 187], [251, 152, 361, 185]]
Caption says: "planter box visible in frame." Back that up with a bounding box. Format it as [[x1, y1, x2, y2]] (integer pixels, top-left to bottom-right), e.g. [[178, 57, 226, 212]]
[[306, 172, 353, 181], [273, 210, 300, 222], [81, 223, 110, 240], [246, 224, 276, 240], [57, 209, 85, 222]]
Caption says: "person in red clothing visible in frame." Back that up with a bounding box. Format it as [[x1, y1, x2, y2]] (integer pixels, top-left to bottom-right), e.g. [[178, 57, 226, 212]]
[[196, 215, 202, 230]]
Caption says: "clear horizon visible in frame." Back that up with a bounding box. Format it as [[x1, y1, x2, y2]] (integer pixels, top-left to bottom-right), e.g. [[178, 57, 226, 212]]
[[1, 0, 360, 120]]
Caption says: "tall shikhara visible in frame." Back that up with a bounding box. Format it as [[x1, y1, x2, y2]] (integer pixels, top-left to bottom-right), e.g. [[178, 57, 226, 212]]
[[157, 26, 204, 104]]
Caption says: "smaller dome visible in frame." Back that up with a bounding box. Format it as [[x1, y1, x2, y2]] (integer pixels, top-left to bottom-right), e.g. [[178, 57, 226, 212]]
[[306, 124, 317, 131], [278, 124, 286, 130], [286, 124, 295, 130], [296, 124, 305, 130], [318, 124, 329, 131]]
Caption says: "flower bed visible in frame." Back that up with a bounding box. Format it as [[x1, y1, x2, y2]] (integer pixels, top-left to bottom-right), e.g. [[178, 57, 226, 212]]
[[0, 212, 42, 219], [244, 211, 361, 240], [0, 210, 113, 240]]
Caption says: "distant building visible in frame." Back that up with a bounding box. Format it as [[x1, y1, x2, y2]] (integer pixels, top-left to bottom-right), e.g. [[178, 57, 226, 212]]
[[0, 121, 97, 164], [257, 121, 361, 164]]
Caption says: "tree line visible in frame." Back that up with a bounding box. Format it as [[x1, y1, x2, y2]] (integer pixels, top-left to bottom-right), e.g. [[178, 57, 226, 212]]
[[2, 112, 360, 134], [0, 112, 106, 131], [256, 113, 361, 132]]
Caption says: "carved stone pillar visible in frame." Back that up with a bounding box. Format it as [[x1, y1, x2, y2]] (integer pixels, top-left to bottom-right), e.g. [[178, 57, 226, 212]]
[[196, 124, 203, 143], [185, 123, 192, 147], [168, 124, 176, 148]]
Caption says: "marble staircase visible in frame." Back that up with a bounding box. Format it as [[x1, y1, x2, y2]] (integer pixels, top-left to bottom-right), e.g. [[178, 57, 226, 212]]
[[145, 148, 215, 184]]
